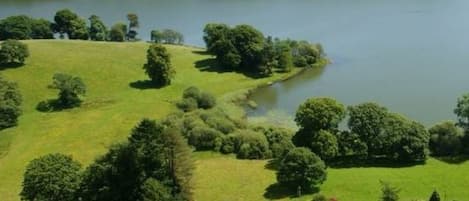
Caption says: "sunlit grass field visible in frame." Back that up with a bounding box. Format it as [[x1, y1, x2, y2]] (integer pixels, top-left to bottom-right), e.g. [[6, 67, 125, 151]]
[[194, 152, 469, 201], [0, 40, 297, 201]]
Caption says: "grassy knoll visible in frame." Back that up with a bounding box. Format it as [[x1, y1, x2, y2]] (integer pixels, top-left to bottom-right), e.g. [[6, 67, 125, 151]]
[[194, 152, 469, 201], [0, 40, 298, 201]]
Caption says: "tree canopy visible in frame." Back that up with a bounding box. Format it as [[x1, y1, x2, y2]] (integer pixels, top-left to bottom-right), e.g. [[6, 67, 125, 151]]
[[0, 15, 53, 40], [0, 39, 30, 65], [143, 44, 174, 86], [0, 75, 22, 130]]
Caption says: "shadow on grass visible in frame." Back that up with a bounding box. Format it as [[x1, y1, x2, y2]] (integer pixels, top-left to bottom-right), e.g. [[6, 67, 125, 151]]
[[264, 183, 319, 200], [194, 58, 271, 79], [192, 50, 212, 55], [434, 155, 469, 164], [129, 80, 165, 90], [265, 159, 280, 170], [328, 157, 425, 169], [0, 62, 24, 71], [36, 99, 80, 113]]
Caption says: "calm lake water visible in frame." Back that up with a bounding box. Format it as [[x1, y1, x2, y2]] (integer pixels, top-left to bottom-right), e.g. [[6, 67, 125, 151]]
[[1, 0, 469, 126]]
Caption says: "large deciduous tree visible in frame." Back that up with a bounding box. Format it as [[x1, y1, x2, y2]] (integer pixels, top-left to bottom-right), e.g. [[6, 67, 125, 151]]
[[276, 147, 327, 191], [20, 153, 81, 201], [143, 44, 174, 86], [428, 121, 462, 156], [294, 97, 346, 132], [88, 15, 107, 41]]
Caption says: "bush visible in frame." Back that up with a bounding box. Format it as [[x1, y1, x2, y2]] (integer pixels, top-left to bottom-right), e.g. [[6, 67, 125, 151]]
[[428, 121, 462, 156], [188, 126, 223, 151], [0, 39, 30, 65], [277, 147, 327, 190], [0, 104, 21, 129], [312, 194, 327, 201], [176, 97, 198, 112], [143, 44, 174, 86], [257, 126, 294, 159], [198, 92, 216, 109], [230, 129, 272, 159], [0, 76, 22, 130], [183, 86, 201, 100], [310, 130, 339, 160]]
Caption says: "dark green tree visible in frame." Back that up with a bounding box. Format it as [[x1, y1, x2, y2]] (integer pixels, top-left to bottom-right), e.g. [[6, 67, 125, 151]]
[[455, 93, 469, 129], [30, 18, 54, 39], [294, 97, 346, 131], [88, 15, 107, 41], [276, 147, 327, 191], [429, 190, 440, 201], [143, 44, 174, 86], [141, 178, 173, 201], [230, 24, 265, 70], [0, 15, 32, 40], [336, 131, 368, 159], [0, 76, 22, 130], [277, 43, 293, 72], [109, 22, 127, 42], [309, 130, 339, 160], [0, 39, 30, 65], [152, 29, 184, 44], [347, 102, 389, 155], [380, 181, 399, 201], [51, 9, 88, 40], [429, 121, 462, 156], [20, 153, 81, 201], [126, 13, 139, 40], [50, 73, 86, 108]]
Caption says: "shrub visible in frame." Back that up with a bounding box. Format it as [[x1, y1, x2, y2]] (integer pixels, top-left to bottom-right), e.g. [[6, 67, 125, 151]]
[[257, 126, 295, 159], [143, 44, 174, 86], [230, 129, 272, 159], [183, 86, 201, 100], [428, 121, 463, 156], [312, 194, 327, 201], [188, 126, 223, 151], [0, 76, 22, 130], [310, 130, 339, 160], [177, 97, 198, 112], [0, 39, 30, 65], [178, 87, 216, 111], [198, 92, 216, 109], [277, 147, 327, 190]]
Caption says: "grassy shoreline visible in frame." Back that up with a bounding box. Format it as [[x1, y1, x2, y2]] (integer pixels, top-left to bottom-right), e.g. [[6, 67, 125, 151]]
[[0, 40, 302, 201]]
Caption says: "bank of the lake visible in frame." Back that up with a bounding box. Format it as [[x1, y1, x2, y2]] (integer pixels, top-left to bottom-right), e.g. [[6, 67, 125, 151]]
[[0, 40, 300, 201]]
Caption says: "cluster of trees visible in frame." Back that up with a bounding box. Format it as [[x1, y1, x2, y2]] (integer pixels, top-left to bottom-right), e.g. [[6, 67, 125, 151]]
[[21, 118, 194, 201], [0, 75, 22, 130], [292, 98, 430, 163], [0, 9, 141, 42], [203, 23, 325, 76], [0, 40, 30, 65], [143, 44, 174, 86], [37, 73, 86, 111], [0, 15, 54, 40], [177, 87, 216, 112], [151, 29, 184, 44]]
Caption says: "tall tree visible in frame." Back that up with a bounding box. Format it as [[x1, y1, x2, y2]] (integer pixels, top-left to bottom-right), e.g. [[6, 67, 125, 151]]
[[88, 15, 107, 41], [143, 44, 174, 86], [109, 22, 127, 42], [126, 13, 139, 40], [21, 153, 81, 201], [294, 97, 346, 131], [53, 9, 79, 38]]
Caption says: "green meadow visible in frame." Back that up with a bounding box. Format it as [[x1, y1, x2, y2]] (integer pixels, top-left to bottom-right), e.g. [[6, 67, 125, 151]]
[[1, 40, 469, 201], [0, 40, 296, 201]]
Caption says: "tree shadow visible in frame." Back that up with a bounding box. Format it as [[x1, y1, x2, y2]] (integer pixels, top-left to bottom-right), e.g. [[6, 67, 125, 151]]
[[328, 157, 425, 169], [0, 63, 24, 71], [192, 50, 212, 55], [263, 183, 319, 200], [129, 80, 164, 90], [264, 159, 280, 170], [36, 99, 79, 113], [434, 155, 469, 164], [194, 58, 231, 73]]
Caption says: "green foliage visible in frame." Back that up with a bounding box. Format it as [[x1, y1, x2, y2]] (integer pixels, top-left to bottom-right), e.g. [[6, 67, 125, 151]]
[[347, 102, 389, 155], [126, 13, 139, 40], [291, 41, 324, 67], [0, 75, 22, 130], [276, 147, 327, 190], [276, 43, 293, 72], [429, 190, 440, 201], [380, 182, 399, 201], [88, 15, 107, 41], [151, 29, 184, 44], [109, 22, 127, 42], [177, 86, 216, 111], [295, 97, 346, 131], [256, 126, 295, 159], [310, 130, 339, 160], [53, 9, 88, 39], [455, 93, 469, 129], [143, 44, 174, 86], [50, 73, 86, 108], [429, 121, 462, 156], [0, 15, 54, 40], [0, 39, 30, 64], [336, 131, 368, 159], [79, 119, 194, 201], [312, 194, 327, 201], [222, 129, 272, 159], [188, 126, 223, 151], [20, 153, 81, 201]]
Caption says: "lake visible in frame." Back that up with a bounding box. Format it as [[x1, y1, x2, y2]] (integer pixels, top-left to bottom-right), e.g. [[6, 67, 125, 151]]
[[2, 0, 469, 126]]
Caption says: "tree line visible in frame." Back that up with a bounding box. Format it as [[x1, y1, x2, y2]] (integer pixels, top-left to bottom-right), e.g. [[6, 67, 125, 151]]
[[0, 9, 184, 44]]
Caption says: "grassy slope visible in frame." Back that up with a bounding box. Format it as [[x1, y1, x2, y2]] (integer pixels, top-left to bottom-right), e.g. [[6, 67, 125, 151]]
[[0, 40, 297, 201], [194, 153, 469, 201]]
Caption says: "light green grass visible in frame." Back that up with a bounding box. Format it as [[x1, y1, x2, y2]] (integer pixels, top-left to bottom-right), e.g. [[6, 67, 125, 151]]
[[194, 153, 469, 201], [0, 40, 298, 201]]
